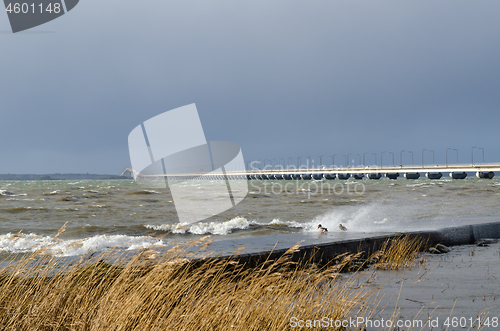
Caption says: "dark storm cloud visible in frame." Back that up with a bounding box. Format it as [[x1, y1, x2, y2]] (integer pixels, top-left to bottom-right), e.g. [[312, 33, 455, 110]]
[[1, 0, 499, 173]]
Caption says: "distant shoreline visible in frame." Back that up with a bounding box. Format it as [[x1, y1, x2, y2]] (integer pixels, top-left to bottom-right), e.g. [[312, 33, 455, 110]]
[[0, 174, 130, 180]]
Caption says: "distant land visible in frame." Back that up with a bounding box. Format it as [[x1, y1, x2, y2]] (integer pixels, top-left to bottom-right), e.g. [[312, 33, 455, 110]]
[[0, 173, 131, 180]]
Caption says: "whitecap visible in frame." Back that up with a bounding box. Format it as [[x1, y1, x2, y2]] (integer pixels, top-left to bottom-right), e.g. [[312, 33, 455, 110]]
[[0, 233, 165, 257], [145, 216, 251, 235], [0, 190, 27, 197]]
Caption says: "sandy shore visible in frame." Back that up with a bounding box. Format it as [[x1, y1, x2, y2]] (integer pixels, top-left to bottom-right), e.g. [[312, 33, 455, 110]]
[[353, 241, 500, 330]]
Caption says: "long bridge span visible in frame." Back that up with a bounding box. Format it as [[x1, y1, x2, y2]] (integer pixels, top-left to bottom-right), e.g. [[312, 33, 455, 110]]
[[237, 162, 500, 180], [127, 162, 500, 181]]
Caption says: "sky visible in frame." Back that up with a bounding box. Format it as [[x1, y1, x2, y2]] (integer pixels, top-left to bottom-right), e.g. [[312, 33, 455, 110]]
[[1, 0, 500, 174]]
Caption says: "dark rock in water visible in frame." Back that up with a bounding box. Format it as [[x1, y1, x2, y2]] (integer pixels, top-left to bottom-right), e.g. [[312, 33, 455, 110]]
[[428, 247, 442, 254], [476, 238, 498, 246], [435, 244, 450, 253], [475, 239, 498, 247]]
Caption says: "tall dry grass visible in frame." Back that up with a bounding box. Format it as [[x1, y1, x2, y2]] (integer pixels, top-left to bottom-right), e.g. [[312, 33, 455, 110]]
[[0, 234, 426, 330], [372, 234, 427, 270]]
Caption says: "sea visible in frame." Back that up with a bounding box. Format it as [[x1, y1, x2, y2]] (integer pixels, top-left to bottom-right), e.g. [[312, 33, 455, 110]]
[[1, 177, 499, 259]]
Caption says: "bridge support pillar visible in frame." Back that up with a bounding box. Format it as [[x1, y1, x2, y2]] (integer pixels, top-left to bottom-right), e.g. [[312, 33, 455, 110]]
[[477, 171, 495, 179], [450, 172, 467, 179], [426, 172, 442, 180], [385, 173, 400, 180], [404, 173, 420, 180]]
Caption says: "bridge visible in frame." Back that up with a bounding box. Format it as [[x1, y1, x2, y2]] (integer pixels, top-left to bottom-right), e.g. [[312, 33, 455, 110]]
[[124, 162, 500, 181], [238, 162, 500, 180]]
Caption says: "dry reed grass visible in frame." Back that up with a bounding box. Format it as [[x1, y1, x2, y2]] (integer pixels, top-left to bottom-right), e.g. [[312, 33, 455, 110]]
[[0, 233, 427, 330], [372, 235, 427, 270]]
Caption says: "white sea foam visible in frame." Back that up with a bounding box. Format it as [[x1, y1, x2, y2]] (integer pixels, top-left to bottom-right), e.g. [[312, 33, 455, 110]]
[[307, 202, 446, 233], [0, 233, 165, 257], [145, 216, 251, 235], [373, 218, 389, 224], [306, 204, 392, 233], [0, 190, 27, 197], [269, 219, 284, 225]]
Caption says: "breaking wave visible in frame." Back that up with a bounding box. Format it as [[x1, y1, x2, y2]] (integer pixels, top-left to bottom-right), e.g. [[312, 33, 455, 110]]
[[145, 216, 251, 235], [0, 233, 166, 257], [0, 190, 27, 197]]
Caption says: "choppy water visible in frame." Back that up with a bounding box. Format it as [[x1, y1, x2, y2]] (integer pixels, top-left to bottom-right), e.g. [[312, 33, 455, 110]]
[[0, 177, 499, 257]]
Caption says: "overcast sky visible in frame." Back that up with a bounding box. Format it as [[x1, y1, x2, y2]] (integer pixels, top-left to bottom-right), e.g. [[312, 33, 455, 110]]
[[1, 0, 499, 174]]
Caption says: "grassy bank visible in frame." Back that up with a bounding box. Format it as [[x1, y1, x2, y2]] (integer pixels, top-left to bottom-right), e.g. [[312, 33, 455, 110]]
[[0, 235, 426, 330]]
